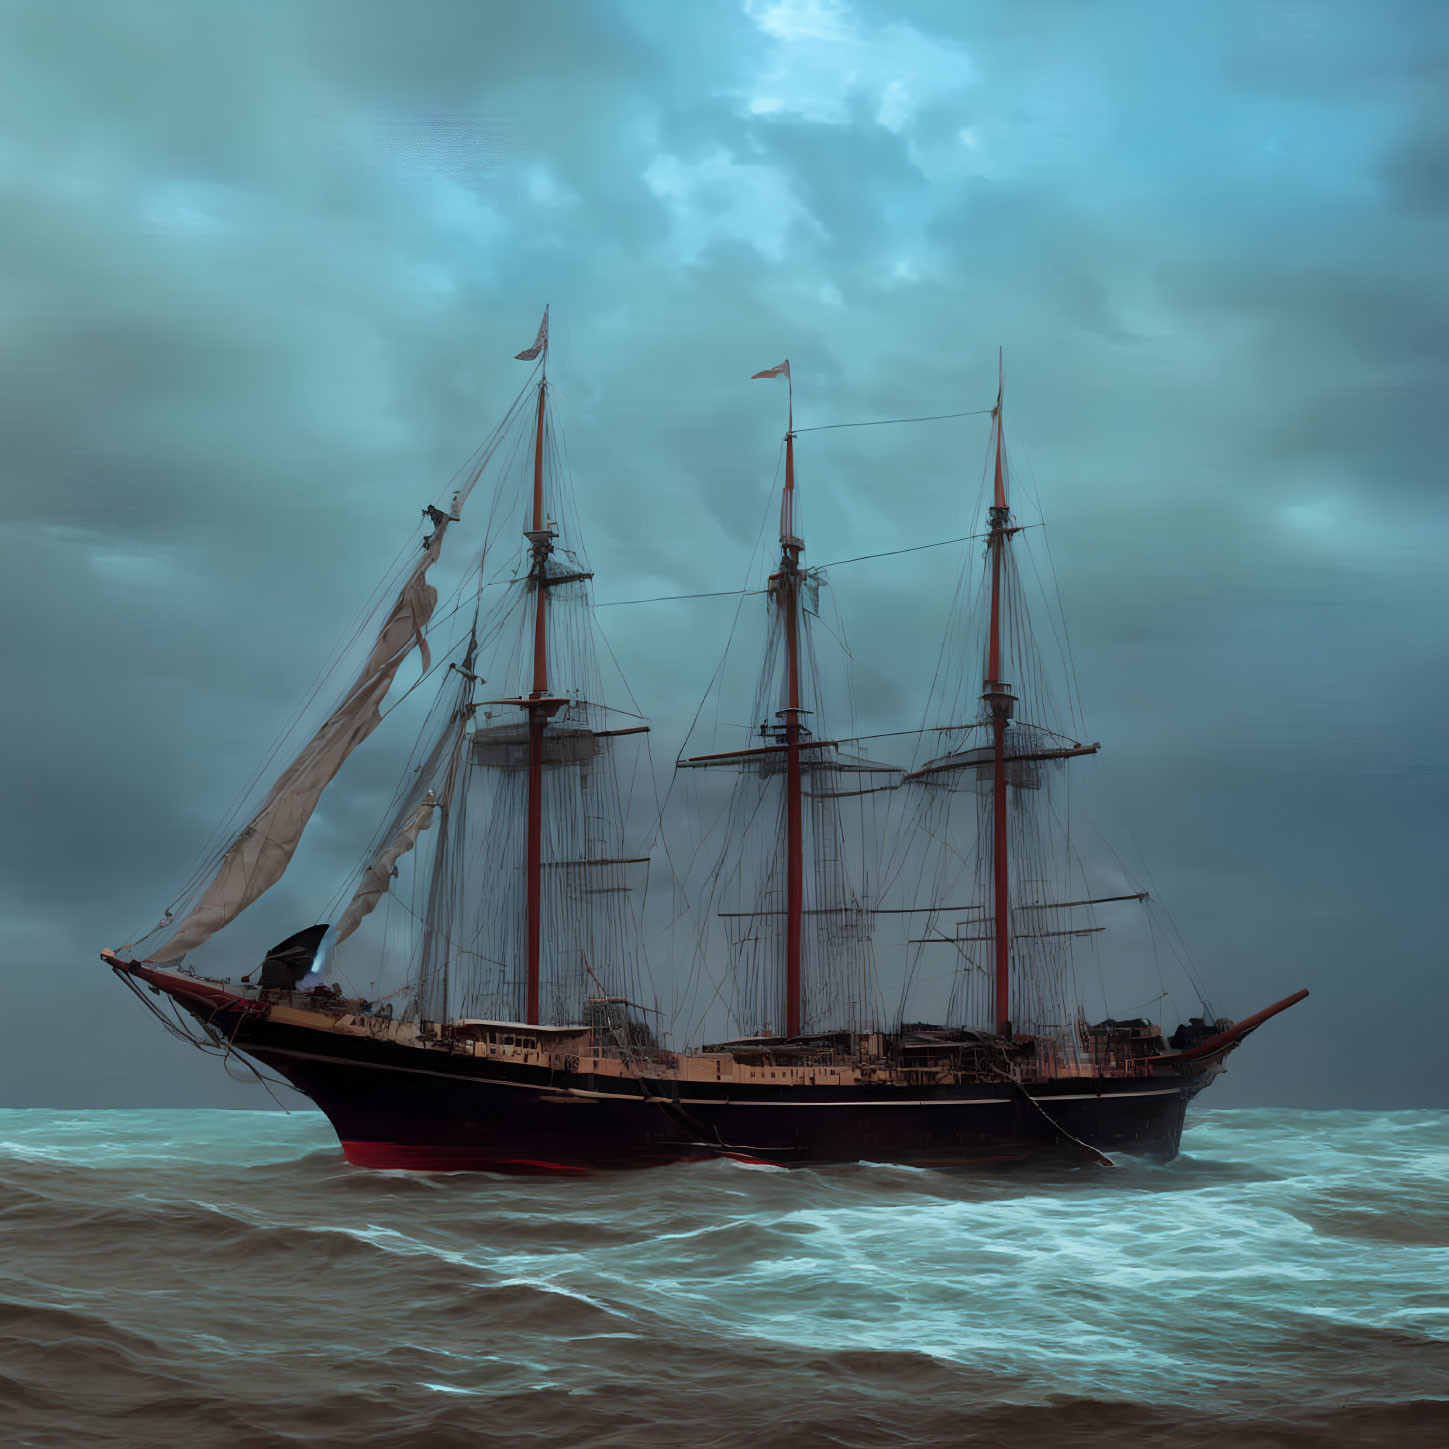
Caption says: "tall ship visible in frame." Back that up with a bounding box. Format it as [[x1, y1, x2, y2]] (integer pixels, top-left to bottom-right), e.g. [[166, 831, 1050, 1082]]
[[104, 313, 1306, 1171]]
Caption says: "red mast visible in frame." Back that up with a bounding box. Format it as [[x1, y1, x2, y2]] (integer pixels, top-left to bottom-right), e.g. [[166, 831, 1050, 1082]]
[[779, 401, 804, 1039], [754, 359, 804, 1038], [985, 355, 1015, 1037], [524, 342, 553, 1026]]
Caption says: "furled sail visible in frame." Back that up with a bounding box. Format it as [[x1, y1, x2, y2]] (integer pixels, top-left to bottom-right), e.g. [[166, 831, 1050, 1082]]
[[149, 515, 456, 962]]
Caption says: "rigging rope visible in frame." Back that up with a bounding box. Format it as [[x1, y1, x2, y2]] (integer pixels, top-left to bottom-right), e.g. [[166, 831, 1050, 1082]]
[[792, 409, 995, 433], [593, 529, 1036, 610], [595, 587, 765, 609]]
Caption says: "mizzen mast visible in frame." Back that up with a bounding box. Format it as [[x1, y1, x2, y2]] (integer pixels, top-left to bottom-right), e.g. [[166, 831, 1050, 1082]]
[[985, 354, 1015, 1037], [897, 352, 1117, 1037], [740, 360, 807, 1037]]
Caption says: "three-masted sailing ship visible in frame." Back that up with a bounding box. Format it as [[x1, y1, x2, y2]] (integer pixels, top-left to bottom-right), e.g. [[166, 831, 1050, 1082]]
[[104, 312, 1306, 1171]]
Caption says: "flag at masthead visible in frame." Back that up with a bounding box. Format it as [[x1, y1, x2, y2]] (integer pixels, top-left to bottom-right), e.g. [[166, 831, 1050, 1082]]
[[752, 359, 797, 542], [515, 306, 549, 363]]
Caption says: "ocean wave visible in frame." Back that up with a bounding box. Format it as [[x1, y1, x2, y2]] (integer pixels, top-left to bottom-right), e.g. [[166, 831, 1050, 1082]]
[[4, 1108, 1449, 1445]]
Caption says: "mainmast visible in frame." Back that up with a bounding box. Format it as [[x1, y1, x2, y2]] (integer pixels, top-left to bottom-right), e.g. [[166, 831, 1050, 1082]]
[[678, 358, 895, 1041], [984, 355, 1015, 1037], [774, 387, 805, 1039]]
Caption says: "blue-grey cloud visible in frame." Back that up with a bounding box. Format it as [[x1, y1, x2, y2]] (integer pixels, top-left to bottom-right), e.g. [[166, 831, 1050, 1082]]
[[1, 0, 1444, 1107]]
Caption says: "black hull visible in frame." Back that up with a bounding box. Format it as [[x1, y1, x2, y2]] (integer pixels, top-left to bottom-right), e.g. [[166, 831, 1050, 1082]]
[[210, 1008, 1210, 1172]]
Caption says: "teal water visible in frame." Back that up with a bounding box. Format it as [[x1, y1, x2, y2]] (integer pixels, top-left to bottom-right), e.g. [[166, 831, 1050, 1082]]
[[2, 1108, 1447, 1446]]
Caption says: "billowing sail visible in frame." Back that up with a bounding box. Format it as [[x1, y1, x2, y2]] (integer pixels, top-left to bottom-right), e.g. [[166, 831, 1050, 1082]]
[[149, 520, 453, 962]]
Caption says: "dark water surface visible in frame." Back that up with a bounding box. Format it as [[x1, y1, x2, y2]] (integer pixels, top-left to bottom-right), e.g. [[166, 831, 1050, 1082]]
[[2, 1108, 1447, 1447]]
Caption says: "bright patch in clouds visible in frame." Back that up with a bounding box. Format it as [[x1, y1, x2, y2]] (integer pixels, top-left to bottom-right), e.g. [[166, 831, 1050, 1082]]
[[743, 0, 974, 133], [644, 149, 820, 263]]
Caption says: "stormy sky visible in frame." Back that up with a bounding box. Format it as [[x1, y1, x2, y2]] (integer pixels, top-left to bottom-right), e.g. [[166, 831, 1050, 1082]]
[[2, 0, 1445, 1109]]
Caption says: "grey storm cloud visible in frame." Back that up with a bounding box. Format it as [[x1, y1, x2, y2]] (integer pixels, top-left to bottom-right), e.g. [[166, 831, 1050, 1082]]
[[1, 0, 1445, 1107]]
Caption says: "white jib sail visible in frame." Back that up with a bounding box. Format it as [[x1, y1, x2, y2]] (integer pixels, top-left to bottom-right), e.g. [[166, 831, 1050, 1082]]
[[326, 790, 438, 954], [149, 519, 454, 962]]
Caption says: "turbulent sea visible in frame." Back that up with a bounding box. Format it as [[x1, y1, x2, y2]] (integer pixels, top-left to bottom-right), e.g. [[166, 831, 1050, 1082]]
[[3, 1109, 1448, 1448]]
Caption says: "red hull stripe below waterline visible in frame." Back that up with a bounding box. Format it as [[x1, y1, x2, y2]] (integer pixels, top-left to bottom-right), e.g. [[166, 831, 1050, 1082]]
[[341, 1141, 588, 1174]]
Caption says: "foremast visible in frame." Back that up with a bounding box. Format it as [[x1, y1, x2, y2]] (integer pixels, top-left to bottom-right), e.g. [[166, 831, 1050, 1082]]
[[412, 305, 650, 1030], [523, 342, 557, 1026]]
